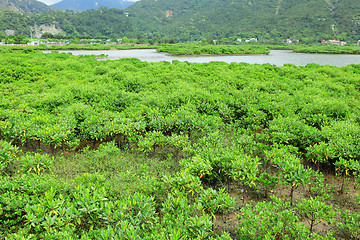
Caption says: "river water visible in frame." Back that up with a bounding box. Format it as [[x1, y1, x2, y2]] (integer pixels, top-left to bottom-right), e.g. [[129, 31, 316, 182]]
[[44, 49, 360, 67]]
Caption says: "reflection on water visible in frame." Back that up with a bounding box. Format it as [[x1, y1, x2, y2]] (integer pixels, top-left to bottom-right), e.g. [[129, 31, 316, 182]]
[[43, 49, 360, 67]]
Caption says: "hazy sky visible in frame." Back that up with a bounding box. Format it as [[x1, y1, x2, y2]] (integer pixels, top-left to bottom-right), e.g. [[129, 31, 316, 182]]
[[37, 0, 61, 4], [37, 0, 139, 5]]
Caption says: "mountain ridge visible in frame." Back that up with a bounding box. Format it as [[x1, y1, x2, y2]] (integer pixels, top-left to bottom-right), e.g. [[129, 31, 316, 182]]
[[0, 0, 51, 13], [52, 0, 135, 11]]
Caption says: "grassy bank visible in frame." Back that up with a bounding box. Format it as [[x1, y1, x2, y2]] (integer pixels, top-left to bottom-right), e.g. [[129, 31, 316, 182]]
[[0, 44, 155, 51], [157, 43, 270, 55], [293, 45, 360, 54]]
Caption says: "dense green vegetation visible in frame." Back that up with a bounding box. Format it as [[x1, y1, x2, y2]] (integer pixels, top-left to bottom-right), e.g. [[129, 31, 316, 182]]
[[127, 0, 360, 43], [0, 44, 154, 51], [0, 42, 279, 55], [1, 49, 360, 239], [157, 43, 269, 55], [1, 0, 360, 43], [293, 45, 360, 54], [157, 43, 360, 55], [0, 8, 134, 38], [0, 42, 270, 55]]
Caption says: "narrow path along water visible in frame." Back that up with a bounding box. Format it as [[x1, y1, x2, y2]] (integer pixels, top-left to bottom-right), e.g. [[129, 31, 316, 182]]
[[43, 49, 360, 67]]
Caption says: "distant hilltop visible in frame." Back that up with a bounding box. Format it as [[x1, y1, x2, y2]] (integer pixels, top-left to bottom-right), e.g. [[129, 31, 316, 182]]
[[0, 0, 51, 13], [52, 0, 135, 11]]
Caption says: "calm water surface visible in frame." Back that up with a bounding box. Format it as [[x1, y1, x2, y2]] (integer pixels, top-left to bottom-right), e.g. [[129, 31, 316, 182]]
[[44, 49, 360, 67]]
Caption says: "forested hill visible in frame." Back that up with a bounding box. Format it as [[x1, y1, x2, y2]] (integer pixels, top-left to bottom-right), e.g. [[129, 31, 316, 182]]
[[127, 0, 360, 42], [0, 0, 51, 13], [52, 0, 135, 12], [0, 0, 359, 42], [0, 7, 134, 37]]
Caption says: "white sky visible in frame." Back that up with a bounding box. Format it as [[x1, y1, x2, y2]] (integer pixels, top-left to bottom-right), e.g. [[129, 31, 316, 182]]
[[37, 0, 61, 4], [37, 0, 139, 5]]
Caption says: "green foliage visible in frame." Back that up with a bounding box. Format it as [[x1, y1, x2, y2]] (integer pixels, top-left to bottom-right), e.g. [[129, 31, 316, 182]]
[[1, 49, 360, 238], [338, 197, 360, 239], [265, 147, 313, 205], [230, 155, 260, 187], [294, 45, 360, 54], [196, 188, 236, 216], [334, 157, 360, 193], [306, 142, 336, 167], [322, 120, 360, 160], [307, 171, 327, 197], [23, 173, 157, 238], [0, 174, 66, 235], [237, 196, 317, 239], [0, 8, 133, 38], [268, 116, 322, 148], [164, 170, 203, 194], [157, 43, 269, 55], [256, 172, 278, 198], [127, 0, 360, 42], [180, 155, 213, 178], [19, 153, 54, 175], [159, 191, 213, 239], [296, 195, 336, 233], [1, 0, 360, 42], [0, 140, 20, 173], [0, 44, 154, 51]]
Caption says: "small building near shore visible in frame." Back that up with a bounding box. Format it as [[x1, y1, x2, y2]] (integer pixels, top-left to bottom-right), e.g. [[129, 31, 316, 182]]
[[321, 40, 346, 46], [245, 38, 258, 43]]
